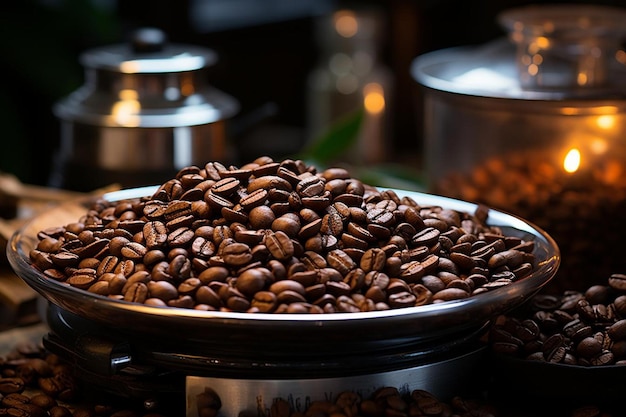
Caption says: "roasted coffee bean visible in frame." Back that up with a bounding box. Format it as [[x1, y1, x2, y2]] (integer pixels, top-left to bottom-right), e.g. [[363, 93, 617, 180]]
[[195, 285, 222, 308], [577, 337, 602, 358], [296, 175, 326, 197], [608, 319, 626, 341], [147, 281, 178, 301], [251, 291, 277, 313], [248, 175, 292, 193], [236, 268, 269, 297], [432, 287, 469, 302], [220, 242, 252, 267], [167, 250, 192, 282], [119, 241, 147, 261], [143, 221, 168, 249], [399, 261, 425, 283], [326, 249, 356, 276], [168, 295, 195, 309], [123, 282, 148, 303], [0, 377, 25, 395], [271, 214, 301, 238], [66, 269, 97, 290], [211, 177, 240, 197], [609, 273, 626, 291], [269, 280, 306, 297], [360, 248, 387, 272]]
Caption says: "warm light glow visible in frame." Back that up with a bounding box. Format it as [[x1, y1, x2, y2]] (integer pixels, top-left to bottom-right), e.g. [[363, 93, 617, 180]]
[[363, 83, 385, 114], [181, 73, 195, 96], [528, 63, 539, 76], [561, 107, 580, 116], [590, 138, 609, 155], [528, 43, 540, 55], [120, 61, 141, 73], [334, 11, 358, 38], [563, 148, 581, 173], [596, 106, 619, 115], [111, 89, 141, 126], [119, 89, 138, 100], [536, 37, 550, 49], [577, 72, 588, 85], [597, 114, 616, 130]]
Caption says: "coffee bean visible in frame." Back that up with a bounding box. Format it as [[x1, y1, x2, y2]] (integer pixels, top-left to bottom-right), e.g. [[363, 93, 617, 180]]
[[211, 177, 240, 196], [0, 377, 25, 395], [609, 273, 626, 291], [143, 221, 168, 249], [360, 248, 386, 272], [432, 287, 469, 302], [123, 282, 148, 303], [119, 241, 147, 261], [608, 319, 626, 341], [264, 231, 295, 261], [251, 291, 277, 313], [247, 175, 292, 193], [296, 175, 326, 197], [236, 267, 269, 297], [326, 249, 356, 276], [66, 269, 97, 290], [147, 281, 178, 301]]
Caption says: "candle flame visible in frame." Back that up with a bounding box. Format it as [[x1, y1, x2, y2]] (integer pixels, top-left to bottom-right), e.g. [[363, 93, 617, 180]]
[[563, 148, 581, 173]]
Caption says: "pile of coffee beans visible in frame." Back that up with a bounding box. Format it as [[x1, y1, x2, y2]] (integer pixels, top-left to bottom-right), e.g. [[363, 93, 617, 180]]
[[0, 341, 171, 417], [28, 156, 538, 313], [490, 273, 626, 366], [0, 342, 79, 417], [433, 150, 626, 293]]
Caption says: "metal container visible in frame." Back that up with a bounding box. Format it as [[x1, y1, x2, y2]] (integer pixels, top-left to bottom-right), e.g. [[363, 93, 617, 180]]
[[411, 4, 626, 292], [51, 28, 239, 191]]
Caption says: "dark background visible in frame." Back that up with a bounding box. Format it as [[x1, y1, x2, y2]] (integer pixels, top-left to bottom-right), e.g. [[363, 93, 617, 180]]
[[3, 0, 626, 188]]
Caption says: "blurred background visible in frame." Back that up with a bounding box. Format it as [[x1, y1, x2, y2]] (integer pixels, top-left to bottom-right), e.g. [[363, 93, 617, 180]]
[[3, 0, 626, 190]]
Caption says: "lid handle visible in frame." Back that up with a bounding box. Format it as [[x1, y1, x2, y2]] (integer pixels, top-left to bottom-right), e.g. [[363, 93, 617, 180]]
[[131, 27, 167, 53]]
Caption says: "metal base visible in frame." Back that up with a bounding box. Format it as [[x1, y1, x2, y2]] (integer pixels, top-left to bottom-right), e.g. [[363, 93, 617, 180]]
[[43, 304, 489, 417]]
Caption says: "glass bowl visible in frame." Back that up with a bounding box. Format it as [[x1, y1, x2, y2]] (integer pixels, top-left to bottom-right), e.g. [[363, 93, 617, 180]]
[[7, 186, 560, 351]]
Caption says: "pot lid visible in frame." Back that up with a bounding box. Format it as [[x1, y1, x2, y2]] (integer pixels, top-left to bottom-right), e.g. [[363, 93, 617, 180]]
[[412, 4, 626, 101], [80, 27, 218, 74], [54, 28, 239, 128]]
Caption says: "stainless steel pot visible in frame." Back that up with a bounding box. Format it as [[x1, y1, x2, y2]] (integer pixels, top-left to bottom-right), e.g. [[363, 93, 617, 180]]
[[411, 4, 626, 292], [51, 28, 239, 191]]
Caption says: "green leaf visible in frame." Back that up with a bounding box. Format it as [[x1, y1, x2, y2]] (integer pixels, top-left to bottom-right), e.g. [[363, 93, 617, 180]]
[[297, 107, 365, 166]]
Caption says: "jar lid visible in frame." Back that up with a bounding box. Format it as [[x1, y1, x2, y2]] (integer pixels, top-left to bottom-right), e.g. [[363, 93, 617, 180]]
[[54, 28, 239, 128], [412, 4, 626, 101]]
